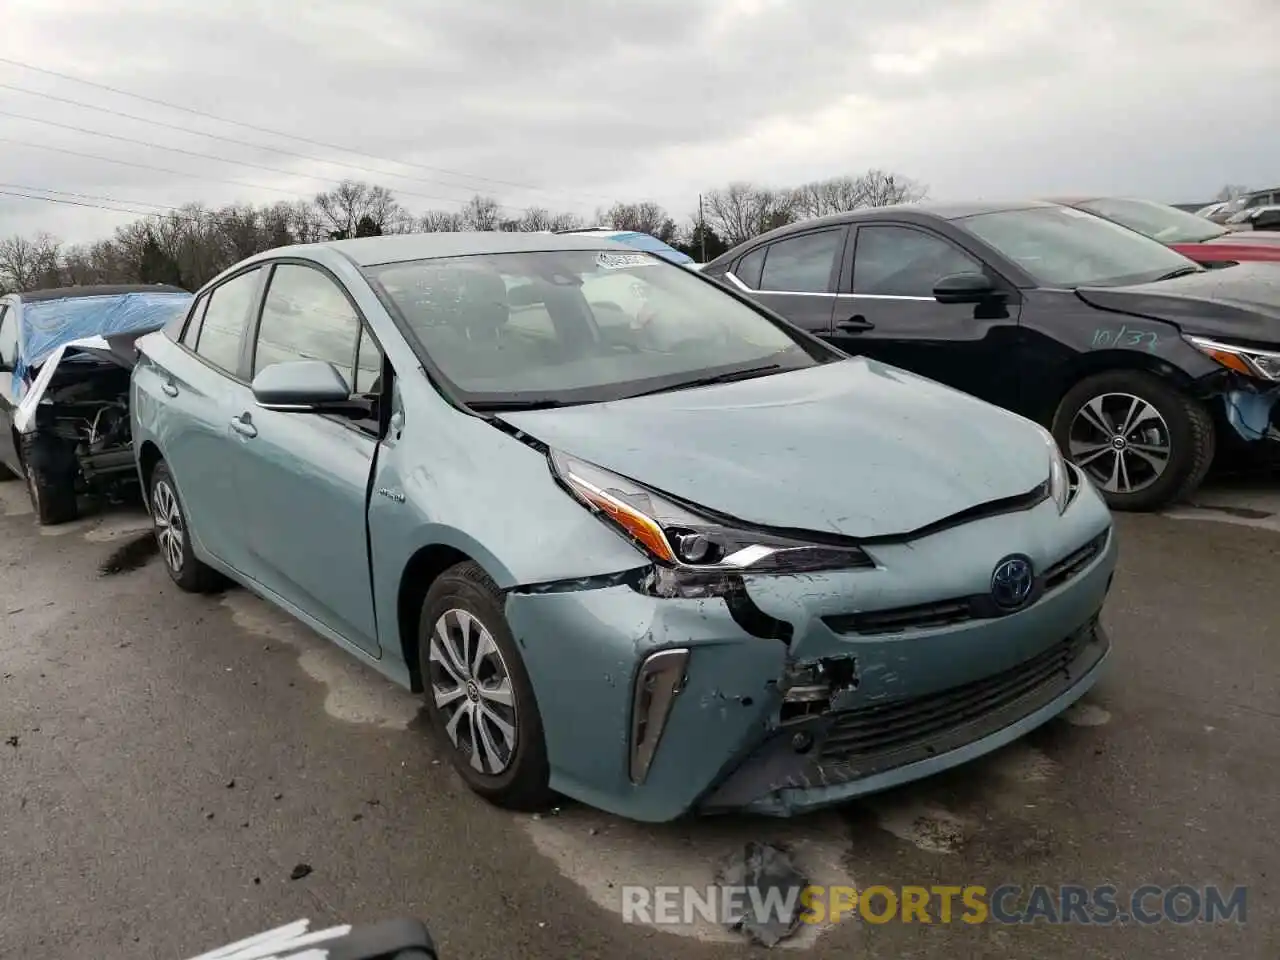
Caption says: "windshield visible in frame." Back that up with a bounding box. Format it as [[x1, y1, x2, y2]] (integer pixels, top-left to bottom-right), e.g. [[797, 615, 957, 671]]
[[958, 206, 1201, 288], [1073, 197, 1226, 244], [365, 249, 829, 406]]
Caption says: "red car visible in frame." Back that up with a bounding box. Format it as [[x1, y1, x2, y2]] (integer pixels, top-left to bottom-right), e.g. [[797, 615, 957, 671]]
[[1053, 196, 1280, 266]]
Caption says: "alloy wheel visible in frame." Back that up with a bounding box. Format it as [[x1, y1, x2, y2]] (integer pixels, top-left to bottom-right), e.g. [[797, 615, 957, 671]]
[[151, 479, 185, 573], [428, 608, 518, 775], [1068, 392, 1172, 495]]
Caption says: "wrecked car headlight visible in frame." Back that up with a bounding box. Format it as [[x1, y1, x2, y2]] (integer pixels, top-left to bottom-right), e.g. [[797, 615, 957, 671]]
[[1037, 426, 1071, 514], [548, 449, 875, 575], [1186, 335, 1280, 381]]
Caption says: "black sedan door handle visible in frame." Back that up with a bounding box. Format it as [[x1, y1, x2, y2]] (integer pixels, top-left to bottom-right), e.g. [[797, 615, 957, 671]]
[[834, 316, 875, 332]]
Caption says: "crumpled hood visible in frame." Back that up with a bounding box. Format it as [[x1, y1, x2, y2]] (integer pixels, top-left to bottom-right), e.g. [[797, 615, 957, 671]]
[[1075, 262, 1280, 341], [498, 359, 1053, 539]]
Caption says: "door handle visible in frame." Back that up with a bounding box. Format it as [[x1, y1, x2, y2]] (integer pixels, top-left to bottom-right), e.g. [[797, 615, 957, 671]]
[[834, 316, 875, 332], [230, 414, 257, 438], [161, 382, 179, 397]]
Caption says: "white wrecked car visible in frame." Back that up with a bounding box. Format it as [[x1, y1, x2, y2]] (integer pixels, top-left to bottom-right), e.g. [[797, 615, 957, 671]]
[[0, 283, 193, 524]]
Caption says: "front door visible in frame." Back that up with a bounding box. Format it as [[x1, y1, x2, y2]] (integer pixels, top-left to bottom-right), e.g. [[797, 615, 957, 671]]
[[231, 261, 384, 656], [825, 223, 1022, 409]]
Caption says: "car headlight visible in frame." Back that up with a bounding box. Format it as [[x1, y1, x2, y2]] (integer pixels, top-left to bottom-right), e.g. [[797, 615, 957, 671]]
[[1186, 335, 1280, 381], [1037, 426, 1071, 514], [549, 449, 875, 576]]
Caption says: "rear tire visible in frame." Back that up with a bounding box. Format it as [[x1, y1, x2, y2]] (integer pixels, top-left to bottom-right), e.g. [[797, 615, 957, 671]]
[[20, 436, 79, 525], [418, 561, 554, 812], [149, 460, 223, 593], [1052, 370, 1215, 512]]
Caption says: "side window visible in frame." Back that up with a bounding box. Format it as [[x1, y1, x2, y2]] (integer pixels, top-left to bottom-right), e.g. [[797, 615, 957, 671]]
[[852, 226, 982, 297], [195, 268, 262, 374], [253, 264, 361, 388], [180, 294, 209, 349], [354, 326, 383, 394], [734, 247, 766, 288], [0, 305, 16, 367], [759, 230, 842, 293]]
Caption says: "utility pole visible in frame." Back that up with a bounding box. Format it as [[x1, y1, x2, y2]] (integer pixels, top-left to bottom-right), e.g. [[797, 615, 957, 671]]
[[698, 194, 707, 263]]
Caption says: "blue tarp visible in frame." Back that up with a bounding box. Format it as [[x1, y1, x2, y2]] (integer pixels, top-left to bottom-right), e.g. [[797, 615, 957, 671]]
[[15, 290, 193, 386], [586, 231, 694, 265]]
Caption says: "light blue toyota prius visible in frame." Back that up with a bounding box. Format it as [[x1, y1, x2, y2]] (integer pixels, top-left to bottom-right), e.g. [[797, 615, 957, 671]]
[[130, 232, 1117, 822]]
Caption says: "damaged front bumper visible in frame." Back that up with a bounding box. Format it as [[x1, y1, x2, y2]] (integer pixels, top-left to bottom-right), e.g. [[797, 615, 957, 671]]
[[504, 484, 1118, 823]]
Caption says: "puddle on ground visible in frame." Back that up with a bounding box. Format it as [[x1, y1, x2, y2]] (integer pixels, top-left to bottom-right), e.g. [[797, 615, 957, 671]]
[[1062, 702, 1111, 727], [98, 533, 159, 575], [219, 591, 419, 729]]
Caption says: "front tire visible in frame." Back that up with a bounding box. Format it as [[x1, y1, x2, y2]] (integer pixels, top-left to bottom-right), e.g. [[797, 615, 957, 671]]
[[419, 561, 553, 811], [20, 436, 79, 526], [1052, 370, 1215, 511], [149, 461, 222, 592]]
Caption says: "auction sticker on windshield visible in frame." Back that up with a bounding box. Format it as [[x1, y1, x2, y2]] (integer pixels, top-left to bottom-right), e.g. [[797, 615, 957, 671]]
[[597, 251, 657, 270]]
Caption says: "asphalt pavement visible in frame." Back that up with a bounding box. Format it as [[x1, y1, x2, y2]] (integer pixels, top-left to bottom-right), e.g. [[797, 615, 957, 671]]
[[1, 477, 1277, 959]]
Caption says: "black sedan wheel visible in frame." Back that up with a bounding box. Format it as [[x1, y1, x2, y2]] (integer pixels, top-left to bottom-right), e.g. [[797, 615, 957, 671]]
[[419, 561, 552, 811], [1053, 370, 1214, 511]]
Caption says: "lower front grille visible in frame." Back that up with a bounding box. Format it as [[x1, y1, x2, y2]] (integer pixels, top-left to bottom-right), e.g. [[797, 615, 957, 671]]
[[819, 627, 1094, 764]]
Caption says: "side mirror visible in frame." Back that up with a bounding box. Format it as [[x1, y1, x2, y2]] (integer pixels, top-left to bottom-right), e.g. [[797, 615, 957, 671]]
[[933, 272, 1000, 304], [252, 360, 367, 416]]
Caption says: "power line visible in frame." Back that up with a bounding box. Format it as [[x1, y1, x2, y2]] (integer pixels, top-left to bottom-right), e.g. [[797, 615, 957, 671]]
[[0, 54, 615, 202], [0, 135, 314, 199], [0, 79, 599, 208], [0, 106, 525, 210], [0, 181, 178, 214], [0, 187, 189, 218]]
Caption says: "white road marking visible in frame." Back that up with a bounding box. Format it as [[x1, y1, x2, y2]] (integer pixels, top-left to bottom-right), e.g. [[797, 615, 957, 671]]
[[83, 514, 153, 543], [0, 483, 33, 516], [1163, 507, 1280, 533], [219, 592, 419, 730], [523, 807, 853, 948], [1062, 702, 1111, 727], [865, 800, 973, 854]]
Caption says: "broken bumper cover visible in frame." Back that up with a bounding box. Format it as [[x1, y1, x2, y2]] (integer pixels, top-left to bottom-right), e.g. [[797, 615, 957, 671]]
[[700, 619, 1109, 816], [504, 492, 1117, 824]]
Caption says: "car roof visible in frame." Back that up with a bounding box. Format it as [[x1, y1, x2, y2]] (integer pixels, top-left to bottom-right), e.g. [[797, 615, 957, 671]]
[[268, 231, 633, 268], [706, 200, 1057, 265], [14, 283, 188, 303]]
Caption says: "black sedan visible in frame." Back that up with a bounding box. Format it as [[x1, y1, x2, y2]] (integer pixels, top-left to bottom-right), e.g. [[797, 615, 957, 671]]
[[702, 201, 1280, 511]]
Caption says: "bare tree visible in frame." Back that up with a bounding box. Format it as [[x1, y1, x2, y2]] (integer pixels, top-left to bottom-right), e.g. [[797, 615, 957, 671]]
[[0, 233, 62, 291], [517, 207, 555, 232], [857, 169, 927, 207], [548, 211, 584, 232], [460, 195, 502, 231], [314, 180, 407, 240], [603, 201, 678, 242], [703, 183, 798, 246], [1216, 184, 1250, 202], [419, 209, 465, 232]]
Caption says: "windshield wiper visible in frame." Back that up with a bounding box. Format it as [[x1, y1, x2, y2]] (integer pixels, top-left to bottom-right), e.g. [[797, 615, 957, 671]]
[[626, 363, 786, 398], [1153, 266, 1203, 282]]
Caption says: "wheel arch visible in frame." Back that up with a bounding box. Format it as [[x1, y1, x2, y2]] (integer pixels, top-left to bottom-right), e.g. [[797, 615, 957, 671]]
[[138, 440, 163, 495], [396, 543, 492, 693], [1045, 350, 1198, 424]]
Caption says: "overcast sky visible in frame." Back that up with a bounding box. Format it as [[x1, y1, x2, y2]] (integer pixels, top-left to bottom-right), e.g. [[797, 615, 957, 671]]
[[1, 0, 1277, 244]]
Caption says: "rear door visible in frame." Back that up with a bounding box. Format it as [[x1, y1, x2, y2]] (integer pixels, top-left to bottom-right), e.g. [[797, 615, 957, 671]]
[[722, 227, 847, 335], [826, 222, 1023, 408], [231, 261, 382, 657], [135, 267, 266, 570], [0, 303, 21, 474]]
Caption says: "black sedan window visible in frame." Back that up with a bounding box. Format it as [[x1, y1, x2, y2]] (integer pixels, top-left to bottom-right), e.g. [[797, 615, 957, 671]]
[[853, 226, 980, 297], [959, 206, 1199, 288]]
